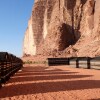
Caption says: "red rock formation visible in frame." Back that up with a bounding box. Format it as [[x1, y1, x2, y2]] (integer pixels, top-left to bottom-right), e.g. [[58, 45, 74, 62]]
[[23, 0, 100, 57]]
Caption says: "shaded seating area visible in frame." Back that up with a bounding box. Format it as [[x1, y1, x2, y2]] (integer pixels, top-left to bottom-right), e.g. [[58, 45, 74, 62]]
[[47, 58, 70, 66], [0, 52, 23, 87], [47, 57, 100, 70], [91, 57, 100, 69], [69, 57, 91, 69]]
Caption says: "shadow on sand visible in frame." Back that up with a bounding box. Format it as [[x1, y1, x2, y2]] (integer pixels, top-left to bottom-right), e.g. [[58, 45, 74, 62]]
[[0, 66, 99, 99], [0, 80, 100, 98]]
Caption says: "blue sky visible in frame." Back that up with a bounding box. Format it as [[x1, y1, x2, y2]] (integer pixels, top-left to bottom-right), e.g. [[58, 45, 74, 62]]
[[0, 0, 34, 57]]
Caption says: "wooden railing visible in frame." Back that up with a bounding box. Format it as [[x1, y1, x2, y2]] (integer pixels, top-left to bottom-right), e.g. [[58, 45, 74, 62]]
[[0, 52, 23, 87], [47, 57, 100, 70]]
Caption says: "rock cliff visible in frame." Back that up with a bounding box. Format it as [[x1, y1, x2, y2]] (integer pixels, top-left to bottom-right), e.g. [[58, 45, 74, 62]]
[[23, 0, 100, 57], [23, 17, 36, 56]]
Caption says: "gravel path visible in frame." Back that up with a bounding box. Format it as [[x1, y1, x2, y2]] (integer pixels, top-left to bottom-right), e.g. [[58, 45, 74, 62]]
[[0, 65, 100, 100]]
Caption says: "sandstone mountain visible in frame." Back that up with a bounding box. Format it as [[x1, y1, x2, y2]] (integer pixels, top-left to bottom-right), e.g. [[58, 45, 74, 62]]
[[23, 0, 100, 57]]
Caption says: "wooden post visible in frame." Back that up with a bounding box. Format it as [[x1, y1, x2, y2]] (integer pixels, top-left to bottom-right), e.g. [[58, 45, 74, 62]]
[[76, 58, 79, 68], [87, 57, 91, 69]]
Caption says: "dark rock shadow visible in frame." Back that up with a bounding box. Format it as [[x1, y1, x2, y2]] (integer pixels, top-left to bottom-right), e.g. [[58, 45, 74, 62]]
[[81, 0, 87, 5]]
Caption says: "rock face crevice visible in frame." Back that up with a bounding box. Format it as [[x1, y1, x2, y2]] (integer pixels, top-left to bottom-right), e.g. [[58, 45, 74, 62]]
[[23, 0, 100, 57]]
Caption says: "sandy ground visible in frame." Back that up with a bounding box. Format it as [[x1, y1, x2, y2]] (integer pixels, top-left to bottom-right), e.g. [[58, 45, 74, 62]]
[[0, 64, 100, 100]]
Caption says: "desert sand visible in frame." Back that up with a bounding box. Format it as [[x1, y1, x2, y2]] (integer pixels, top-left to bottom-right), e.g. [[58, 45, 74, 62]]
[[0, 64, 100, 100]]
